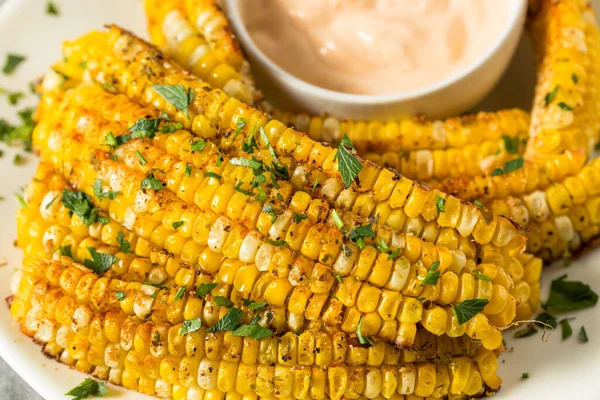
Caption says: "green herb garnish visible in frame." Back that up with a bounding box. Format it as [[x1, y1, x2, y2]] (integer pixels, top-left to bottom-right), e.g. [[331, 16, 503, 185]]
[[453, 299, 490, 325], [83, 247, 119, 275]]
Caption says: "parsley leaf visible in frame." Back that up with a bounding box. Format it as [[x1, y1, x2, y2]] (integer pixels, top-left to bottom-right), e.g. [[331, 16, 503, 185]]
[[244, 300, 267, 311], [135, 150, 147, 165], [214, 296, 234, 307], [473, 271, 492, 281], [65, 378, 108, 400], [93, 179, 120, 200], [58, 244, 74, 259], [452, 299, 490, 325], [116, 232, 132, 254], [205, 172, 221, 180], [207, 308, 243, 333], [348, 224, 375, 249], [191, 139, 206, 152], [536, 312, 557, 329], [421, 261, 441, 286], [331, 210, 346, 231], [232, 117, 246, 141], [46, 1, 60, 16], [161, 122, 183, 133], [232, 324, 273, 339], [560, 318, 573, 340], [129, 117, 161, 139], [116, 291, 125, 301], [2, 54, 25, 74], [196, 282, 218, 298], [572, 73, 579, 84], [151, 84, 194, 117], [174, 286, 186, 301], [579, 326, 589, 343], [265, 238, 290, 247], [491, 157, 524, 176], [557, 102, 574, 111], [522, 373, 529, 379], [180, 318, 203, 335], [503, 136, 520, 154], [292, 213, 307, 223], [435, 195, 445, 213], [337, 134, 363, 188], [141, 173, 164, 191], [100, 83, 117, 93], [234, 181, 253, 196], [230, 157, 262, 170], [544, 85, 558, 105], [185, 163, 192, 177], [356, 316, 374, 347], [545, 276, 598, 311], [172, 221, 184, 230], [83, 247, 119, 275], [61, 189, 99, 226]]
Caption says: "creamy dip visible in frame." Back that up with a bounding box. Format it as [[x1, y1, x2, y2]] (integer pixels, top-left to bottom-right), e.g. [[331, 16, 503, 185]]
[[239, 0, 508, 95]]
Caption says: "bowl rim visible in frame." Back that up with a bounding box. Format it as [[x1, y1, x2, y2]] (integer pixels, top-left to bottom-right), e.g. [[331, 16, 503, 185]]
[[225, 0, 528, 104]]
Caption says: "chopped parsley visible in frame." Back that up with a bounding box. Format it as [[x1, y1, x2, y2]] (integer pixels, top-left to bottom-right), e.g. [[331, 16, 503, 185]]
[[544, 85, 558, 106], [58, 244, 74, 259], [435, 195, 446, 213], [2, 54, 26, 74], [174, 286, 186, 301], [234, 181, 253, 196], [292, 213, 307, 223], [503, 136, 520, 154], [452, 299, 490, 325], [473, 271, 492, 281], [262, 205, 279, 223], [61, 189, 100, 226], [521, 373, 529, 379], [116, 232, 132, 254], [536, 312, 557, 329], [141, 173, 164, 191], [151, 84, 194, 117], [135, 150, 147, 165], [214, 296, 234, 307], [491, 157, 524, 176], [473, 199, 484, 208], [46, 1, 60, 16], [207, 307, 243, 333], [232, 323, 273, 340], [185, 163, 192, 177], [129, 117, 161, 139], [560, 318, 573, 340], [196, 282, 218, 298], [180, 318, 202, 335], [172, 221, 184, 230], [336, 134, 363, 189], [65, 378, 107, 400], [100, 83, 117, 93], [545, 275, 598, 311], [243, 300, 267, 311], [93, 179, 120, 200], [579, 326, 589, 343], [83, 247, 119, 275], [265, 238, 290, 247], [331, 210, 346, 231], [14, 192, 27, 208], [115, 291, 125, 301], [374, 239, 390, 254], [161, 122, 183, 133], [348, 224, 375, 249], [0, 107, 35, 150], [13, 153, 22, 165], [336, 274, 344, 284], [557, 102, 574, 111], [230, 157, 262, 170], [356, 316, 374, 347], [572, 73, 579, 84], [205, 172, 221, 180], [232, 117, 246, 141], [421, 261, 441, 286], [190, 139, 206, 152]]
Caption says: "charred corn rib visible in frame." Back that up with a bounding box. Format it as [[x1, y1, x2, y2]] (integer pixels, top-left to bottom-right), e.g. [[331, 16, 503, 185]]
[[144, 0, 258, 104], [11, 257, 503, 399], [33, 85, 514, 349], [56, 27, 529, 268], [526, 0, 600, 162]]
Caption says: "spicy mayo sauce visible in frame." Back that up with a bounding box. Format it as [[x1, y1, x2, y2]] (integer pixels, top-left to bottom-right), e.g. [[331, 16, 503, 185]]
[[239, 0, 508, 95]]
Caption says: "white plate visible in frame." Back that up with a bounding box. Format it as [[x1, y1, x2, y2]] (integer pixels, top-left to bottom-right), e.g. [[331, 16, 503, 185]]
[[0, 1, 599, 399]]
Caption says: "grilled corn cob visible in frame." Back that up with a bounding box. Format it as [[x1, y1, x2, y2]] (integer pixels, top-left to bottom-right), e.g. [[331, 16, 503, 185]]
[[11, 256, 504, 399], [144, 0, 258, 104], [526, 0, 600, 162], [33, 85, 514, 349], [55, 27, 529, 267]]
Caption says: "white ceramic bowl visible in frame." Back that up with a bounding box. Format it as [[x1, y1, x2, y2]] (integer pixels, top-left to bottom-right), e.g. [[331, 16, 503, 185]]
[[225, 0, 528, 120]]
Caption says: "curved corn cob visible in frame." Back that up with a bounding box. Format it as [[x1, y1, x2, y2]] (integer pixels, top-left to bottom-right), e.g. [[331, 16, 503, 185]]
[[11, 256, 504, 399], [526, 0, 600, 162], [274, 110, 530, 182], [55, 27, 529, 269], [32, 85, 515, 350], [144, 0, 259, 105]]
